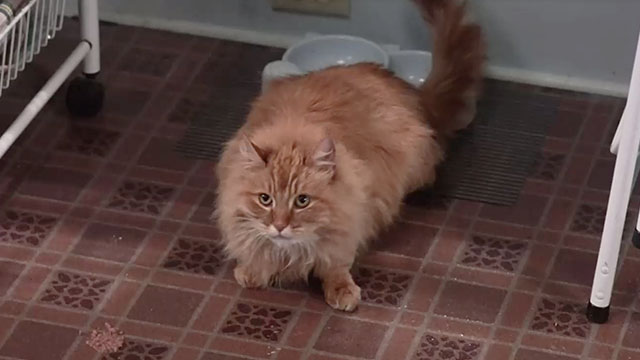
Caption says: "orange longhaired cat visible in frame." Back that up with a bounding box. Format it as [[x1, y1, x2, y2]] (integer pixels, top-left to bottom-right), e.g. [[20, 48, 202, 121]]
[[215, 0, 485, 311]]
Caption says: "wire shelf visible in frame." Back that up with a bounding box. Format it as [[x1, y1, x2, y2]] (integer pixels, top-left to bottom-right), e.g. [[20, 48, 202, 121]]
[[0, 0, 67, 97]]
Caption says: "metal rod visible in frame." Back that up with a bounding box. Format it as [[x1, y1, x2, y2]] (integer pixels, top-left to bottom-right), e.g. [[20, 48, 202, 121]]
[[78, 0, 99, 75], [19, 9, 29, 71], [0, 41, 90, 160], [5, 25, 15, 85]]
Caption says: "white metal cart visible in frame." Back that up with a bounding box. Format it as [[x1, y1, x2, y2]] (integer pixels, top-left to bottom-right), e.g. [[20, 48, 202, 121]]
[[587, 32, 640, 324], [0, 0, 103, 160]]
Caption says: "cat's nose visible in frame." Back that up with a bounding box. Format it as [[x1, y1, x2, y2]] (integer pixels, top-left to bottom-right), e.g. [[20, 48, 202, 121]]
[[273, 221, 288, 233]]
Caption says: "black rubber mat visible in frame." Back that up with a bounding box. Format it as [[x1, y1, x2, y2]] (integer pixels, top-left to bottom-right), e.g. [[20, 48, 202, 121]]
[[441, 99, 554, 205], [408, 96, 556, 206], [174, 41, 282, 160], [176, 81, 555, 206], [174, 83, 259, 160]]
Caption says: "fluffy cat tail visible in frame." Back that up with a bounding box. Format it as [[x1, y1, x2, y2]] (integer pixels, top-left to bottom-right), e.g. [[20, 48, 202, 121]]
[[414, 0, 486, 136]]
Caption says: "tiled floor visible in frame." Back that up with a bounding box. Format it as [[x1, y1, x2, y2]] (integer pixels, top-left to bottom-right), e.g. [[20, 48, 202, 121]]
[[0, 19, 639, 360]]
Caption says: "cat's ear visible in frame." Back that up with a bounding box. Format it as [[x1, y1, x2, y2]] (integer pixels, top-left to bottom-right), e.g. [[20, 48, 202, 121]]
[[313, 138, 336, 174], [239, 136, 269, 168]]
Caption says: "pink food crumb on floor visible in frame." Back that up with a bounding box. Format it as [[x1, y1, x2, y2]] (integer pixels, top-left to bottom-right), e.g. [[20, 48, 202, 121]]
[[86, 323, 125, 354]]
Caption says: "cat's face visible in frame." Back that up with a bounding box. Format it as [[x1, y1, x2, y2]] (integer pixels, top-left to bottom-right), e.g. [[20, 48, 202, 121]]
[[232, 137, 335, 247]]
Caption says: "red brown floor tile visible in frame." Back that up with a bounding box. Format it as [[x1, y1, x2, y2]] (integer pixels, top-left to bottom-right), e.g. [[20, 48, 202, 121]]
[[0, 320, 77, 360], [71, 222, 147, 262], [127, 285, 204, 327], [313, 316, 388, 359], [0, 19, 636, 360], [434, 281, 507, 323]]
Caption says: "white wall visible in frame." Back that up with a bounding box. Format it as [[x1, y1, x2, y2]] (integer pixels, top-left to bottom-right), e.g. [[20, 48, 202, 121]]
[[69, 0, 640, 96]]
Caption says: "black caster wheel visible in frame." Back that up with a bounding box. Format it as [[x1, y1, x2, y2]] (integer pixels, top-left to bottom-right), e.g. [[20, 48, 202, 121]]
[[586, 302, 609, 324], [632, 231, 640, 249], [65, 76, 105, 118]]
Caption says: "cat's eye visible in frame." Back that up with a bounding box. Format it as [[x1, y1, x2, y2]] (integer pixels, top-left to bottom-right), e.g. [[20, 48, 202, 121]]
[[295, 194, 311, 208], [259, 193, 273, 206]]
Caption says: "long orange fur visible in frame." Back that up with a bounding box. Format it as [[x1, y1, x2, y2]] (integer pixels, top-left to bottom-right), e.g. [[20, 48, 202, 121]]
[[214, 0, 485, 311]]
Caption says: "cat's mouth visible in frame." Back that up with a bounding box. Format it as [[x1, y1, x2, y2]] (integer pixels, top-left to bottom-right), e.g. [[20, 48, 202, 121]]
[[269, 235, 300, 246]]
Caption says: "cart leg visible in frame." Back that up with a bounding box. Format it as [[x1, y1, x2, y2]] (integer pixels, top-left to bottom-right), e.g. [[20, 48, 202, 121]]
[[66, 0, 103, 117], [588, 32, 640, 324], [78, 0, 100, 78], [588, 107, 639, 323]]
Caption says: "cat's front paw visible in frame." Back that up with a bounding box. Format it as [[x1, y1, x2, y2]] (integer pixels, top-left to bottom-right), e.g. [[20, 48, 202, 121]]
[[233, 265, 267, 289], [324, 282, 361, 312]]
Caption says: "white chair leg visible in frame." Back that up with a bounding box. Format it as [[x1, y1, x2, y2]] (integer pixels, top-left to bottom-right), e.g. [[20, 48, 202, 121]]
[[587, 30, 640, 323], [588, 32, 640, 324], [65, 0, 103, 117], [78, 0, 100, 77], [588, 104, 640, 323]]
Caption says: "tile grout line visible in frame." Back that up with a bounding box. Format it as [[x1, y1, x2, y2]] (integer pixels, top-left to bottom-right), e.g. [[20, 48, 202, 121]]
[[190, 44, 288, 360], [478, 209, 545, 356], [3, 39, 637, 360], [399, 200, 479, 359], [2, 40, 279, 359], [370, 204, 458, 359], [591, 98, 633, 360], [59, 30, 168, 360], [92, 34, 228, 360], [52, 27, 196, 360], [612, 310, 633, 359], [576, 97, 629, 360], [474, 92, 601, 358], [507, 96, 601, 360], [0, 29, 145, 360]]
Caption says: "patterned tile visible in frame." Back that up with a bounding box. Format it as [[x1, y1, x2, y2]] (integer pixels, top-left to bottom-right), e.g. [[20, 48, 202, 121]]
[[102, 339, 170, 360], [56, 125, 120, 157], [0, 320, 77, 360], [414, 333, 482, 360], [529, 298, 590, 338], [40, 271, 113, 311], [460, 235, 527, 272], [118, 47, 179, 77], [0, 210, 57, 247], [531, 152, 566, 181], [1, 25, 638, 360], [354, 267, 413, 307], [107, 180, 175, 215], [570, 203, 605, 235], [220, 302, 293, 342], [163, 238, 224, 276]]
